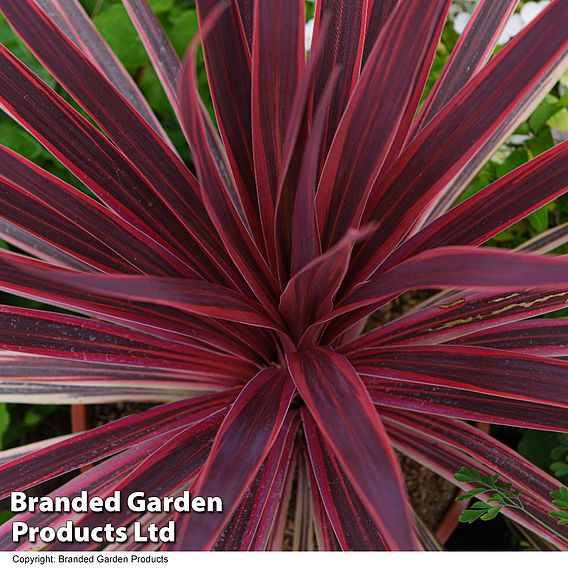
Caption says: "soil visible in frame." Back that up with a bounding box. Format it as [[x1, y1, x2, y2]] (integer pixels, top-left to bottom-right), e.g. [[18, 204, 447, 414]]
[[398, 453, 456, 530]]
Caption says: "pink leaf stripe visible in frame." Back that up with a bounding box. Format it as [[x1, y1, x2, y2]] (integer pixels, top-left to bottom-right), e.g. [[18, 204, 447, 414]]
[[250, 445, 298, 550], [1, 0, 247, 289], [303, 410, 387, 550], [178, 25, 280, 310], [413, 0, 519, 134], [449, 318, 568, 356], [18, 267, 280, 330], [0, 145, 189, 277], [34, 0, 171, 142], [354, 0, 568, 282], [171, 369, 295, 550], [0, 217, 91, 271], [58, 412, 226, 548], [519, 221, 568, 253], [0, 306, 255, 381], [0, 430, 174, 551], [362, 0, 399, 64], [0, 352, 221, 383], [252, 0, 304, 261], [280, 229, 369, 343], [195, 0, 262, 248], [384, 140, 568, 268], [366, 377, 568, 432], [286, 348, 419, 550], [344, 288, 568, 352], [351, 344, 568, 408], [0, 44, 234, 285], [235, 0, 253, 50], [332, 247, 568, 328], [0, 251, 272, 361], [274, 31, 332, 279], [1, 0, 568, 551], [213, 413, 299, 550], [123, 0, 181, 111], [286, 68, 338, 276], [315, 0, 450, 250], [306, 459, 341, 551], [0, 392, 234, 499], [312, 0, 367, 158]]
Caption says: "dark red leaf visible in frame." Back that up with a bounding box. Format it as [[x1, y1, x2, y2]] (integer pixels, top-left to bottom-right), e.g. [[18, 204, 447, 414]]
[[354, 1, 568, 282], [35, 0, 171, 142], [1, 0, 247, 288], [303, 410, 387, 550], [286, 348, 418, 550], [178, 24, 281, 310], [312, 0, 367, 158], [195, 0, 263, 249], [252, 0, 304, 262], [413, 0, 519, 135], [315, 0, 450, 249], [383, 140, 568, 269], [449, 318, 568, 356], [0, 250, 272, 362], [0, 146, 188, 277], [384, 411, 568, 548], [123, 0, 181, 112], [0, 392, 234, 499], [213, 412, 299, 550], [365, 377, 568, 432], [351, 344, 568, 408], [171, 369, 295, 550]]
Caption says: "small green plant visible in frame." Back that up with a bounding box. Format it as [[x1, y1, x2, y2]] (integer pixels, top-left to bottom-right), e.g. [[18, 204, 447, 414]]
[[454, 467, 568, 543], [550, 487, 568, 526], [551, 434, 568, 479]]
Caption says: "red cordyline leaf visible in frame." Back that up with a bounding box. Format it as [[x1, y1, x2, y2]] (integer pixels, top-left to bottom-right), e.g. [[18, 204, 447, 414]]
[[34, 0, 174, 145], [1, 0, 568, 552]]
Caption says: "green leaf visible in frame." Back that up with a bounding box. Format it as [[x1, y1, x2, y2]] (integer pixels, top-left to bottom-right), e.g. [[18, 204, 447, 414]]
[[518, 430, 563, 470], [138, 66, 171, 115], [24, 409, 42, 427], [495, 149, 528, 178], [548, 108, 568, 132], [551, 487, 568, 502], [459, 509, 486, 524], [480, 474, 499, 485], [470, 501, 491, 510], [0, 403, 9, 450], [456, 488, 487, 501], [526, 128, 554, 158], [480, 506, 503, 521], [551, 461, 568, 478], [149, 0, 174, 14], [0, 119, 44, 160], [94, 5, 148, 71], [527, 206, 549, 234], [168, 9, 198, 58], [454, 467, 482, 483], [529, 95, 561, 133], [0, 510, 13, 524], [489, 494, 506, 504], [550, 445, 568, 462]]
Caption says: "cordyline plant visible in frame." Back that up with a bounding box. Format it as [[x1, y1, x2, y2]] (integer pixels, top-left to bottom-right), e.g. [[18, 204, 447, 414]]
[[0, 0, 568, 552]]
